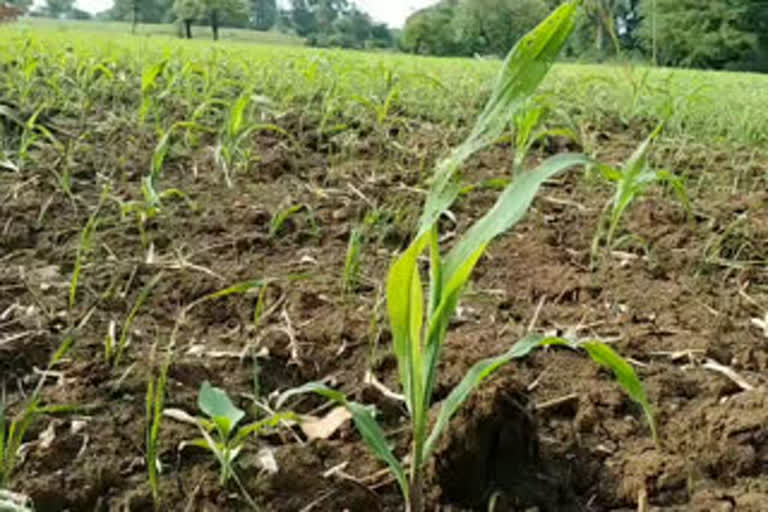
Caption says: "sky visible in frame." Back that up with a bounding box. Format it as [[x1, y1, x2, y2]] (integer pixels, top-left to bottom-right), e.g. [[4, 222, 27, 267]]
[[353, 0, 436, 28], [71, 0, 438, 28]]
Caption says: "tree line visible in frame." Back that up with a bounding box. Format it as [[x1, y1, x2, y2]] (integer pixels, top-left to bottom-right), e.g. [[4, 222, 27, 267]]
[[5, 0, 767, 71], [4, 0, 393, 47], [401, 0, 768, 71]]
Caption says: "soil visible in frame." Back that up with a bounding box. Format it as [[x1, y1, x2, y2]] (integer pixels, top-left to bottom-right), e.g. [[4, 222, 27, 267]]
[[1, 121, 767, 512]]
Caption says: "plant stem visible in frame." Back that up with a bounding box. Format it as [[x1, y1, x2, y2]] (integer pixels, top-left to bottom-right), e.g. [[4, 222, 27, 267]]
[[408, 469, 424, 512], [409, 429, 425, 512]]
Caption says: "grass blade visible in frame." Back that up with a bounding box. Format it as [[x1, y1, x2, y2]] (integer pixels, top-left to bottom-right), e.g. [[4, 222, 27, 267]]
[[113, 273, 164, 368]]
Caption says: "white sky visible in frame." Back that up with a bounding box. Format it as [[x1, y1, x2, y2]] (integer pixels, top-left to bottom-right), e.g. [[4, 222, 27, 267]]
[[354, 0, 436, 27], [72, 0, 439, 28]]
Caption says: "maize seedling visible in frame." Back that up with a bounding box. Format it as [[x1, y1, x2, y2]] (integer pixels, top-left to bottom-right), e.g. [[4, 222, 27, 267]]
[[280, 3, 655, 511], [590, 122, 690, 265]]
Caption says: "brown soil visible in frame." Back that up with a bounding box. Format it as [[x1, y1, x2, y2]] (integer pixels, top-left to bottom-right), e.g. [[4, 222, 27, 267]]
[[1, 123, 767, 512]]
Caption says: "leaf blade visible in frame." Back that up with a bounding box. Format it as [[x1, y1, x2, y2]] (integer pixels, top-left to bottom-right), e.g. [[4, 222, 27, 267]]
[[277, 383, 409, 501], [198, 381, 245, 438]]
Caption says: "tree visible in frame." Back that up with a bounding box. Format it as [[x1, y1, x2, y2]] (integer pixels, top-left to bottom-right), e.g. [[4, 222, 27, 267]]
[[636, 0, 757, 69], [452, 0, 548, 56], [288, 0, 316, 36], [285, 0, 348, 37], [400, 0, 458, 55], [742, 0, 768, 69], [5, 0, 33, 14], [45, 0, 75, 17], [109, 0, 173, 26], [250, 0, 276, 30], [202, 0, 247, 40], [560, 0, 629, 58], [370, 22, 393, 48], [310, 0, 347, 29], [71, 7, 92, 18], [173, 0, 201, 38], [300, 6, 393, 49]]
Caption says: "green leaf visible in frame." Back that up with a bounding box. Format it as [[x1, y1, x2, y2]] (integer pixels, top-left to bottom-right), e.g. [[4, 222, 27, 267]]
[[233, 412, 298, 445], [421, 154, 590, 394], [180, 437, 212, 452], [579, 341, 657, 443], [277, 383, 409, 501], [386, 233, 430, 414], [423, 334, 657, 459], [596, 163, 622, 182], [205, 279, 267, 301], [239, 123, 288, 142], [443, 153, 589, 285], [228, 92, 250, 139], [656, 169, 691, 216], [418, 0, 582, 234], [198, 381, 245, 439], [141, 58, 167, 93], [269, 204, 305, 237], [423, 333, 554, 459]]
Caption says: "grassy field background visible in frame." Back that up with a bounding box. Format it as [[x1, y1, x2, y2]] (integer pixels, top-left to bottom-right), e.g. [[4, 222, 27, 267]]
[[14, 17, 305, 44], [4, 20, 768, 150]]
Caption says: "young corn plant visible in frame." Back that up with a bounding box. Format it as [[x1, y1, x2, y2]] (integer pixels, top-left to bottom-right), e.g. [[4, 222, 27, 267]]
[[2, 187, 108, 485], [350, 80, 402, 148], [279, 3, 655, 511], [501, 96, 579, 177], [1, 332, 79, 486], [139, 58, 169, 123], [119, 122, 198, 247], [69, 186, 110, 318], [590, 123, 691, 265], [105, 272, 164, 369], [145, 343, 171, 507], [214, 90, 286, 188]]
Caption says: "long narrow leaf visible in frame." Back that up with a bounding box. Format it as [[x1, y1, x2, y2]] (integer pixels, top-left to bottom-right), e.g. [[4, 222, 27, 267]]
[[422, 153, 590, 393], [277, 383, 409, 501], [233, 412, 298, 444], [386, 233, 429, 413], [442, 153, 590, 285], [579, 341, 657, 443], [423, 333, 554, 458], [423, 334, 656, 458], [419, 0, 581, 234]]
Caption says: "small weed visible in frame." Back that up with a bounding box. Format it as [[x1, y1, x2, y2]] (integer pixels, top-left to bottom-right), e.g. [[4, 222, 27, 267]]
[[181, 381, 294, 506]]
